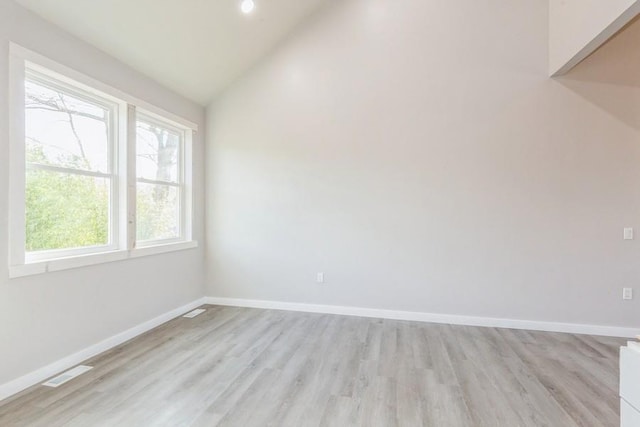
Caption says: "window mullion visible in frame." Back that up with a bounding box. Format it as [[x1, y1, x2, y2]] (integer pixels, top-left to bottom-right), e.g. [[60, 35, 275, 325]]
[[184, 130, 194, 242], [127, 104, 137, 250]]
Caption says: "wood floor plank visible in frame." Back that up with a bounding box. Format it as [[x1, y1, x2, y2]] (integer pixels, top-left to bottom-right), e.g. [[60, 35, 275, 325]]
[[0, 305, 626, 426]]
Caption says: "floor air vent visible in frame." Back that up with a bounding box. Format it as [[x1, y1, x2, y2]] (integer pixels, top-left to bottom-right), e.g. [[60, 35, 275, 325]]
[[183, 308, 206, 318], [42, 365, 93, 388]]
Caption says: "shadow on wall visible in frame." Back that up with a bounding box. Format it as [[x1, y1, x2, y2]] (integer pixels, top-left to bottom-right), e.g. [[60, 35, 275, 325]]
[[554, 17, 640, 132]]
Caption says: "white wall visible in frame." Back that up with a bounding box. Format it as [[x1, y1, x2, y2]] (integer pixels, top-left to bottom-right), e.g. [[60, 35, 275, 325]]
[[206, 0, 640, 330], [549, 0, 640, 75], [0, 0, 205, 386]]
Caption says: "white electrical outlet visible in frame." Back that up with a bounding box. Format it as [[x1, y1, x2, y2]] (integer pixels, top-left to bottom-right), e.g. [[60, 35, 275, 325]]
[[623, 288, 633, 300], [624, 228, 634, 240], [316, 272, 324, 283]]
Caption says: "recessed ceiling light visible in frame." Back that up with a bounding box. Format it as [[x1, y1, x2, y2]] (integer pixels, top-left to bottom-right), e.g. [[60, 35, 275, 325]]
[[241, 0, 255, 14]]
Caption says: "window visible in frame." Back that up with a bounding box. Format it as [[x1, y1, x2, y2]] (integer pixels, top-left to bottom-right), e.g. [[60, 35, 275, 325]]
[[24, 69, 118, 261], [136, 115, 185, 244], [9, 44, 197, 277]]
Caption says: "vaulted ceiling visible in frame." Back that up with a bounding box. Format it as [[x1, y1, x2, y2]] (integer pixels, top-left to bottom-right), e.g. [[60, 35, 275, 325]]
[[14, 0, 330, 105]]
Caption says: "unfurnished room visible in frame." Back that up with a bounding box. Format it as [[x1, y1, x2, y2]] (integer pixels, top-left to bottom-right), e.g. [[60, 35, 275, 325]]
[[0, 0, 639, 426]]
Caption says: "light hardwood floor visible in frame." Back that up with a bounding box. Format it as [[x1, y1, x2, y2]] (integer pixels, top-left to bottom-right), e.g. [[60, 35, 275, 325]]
[[0, 305, 625, 426]]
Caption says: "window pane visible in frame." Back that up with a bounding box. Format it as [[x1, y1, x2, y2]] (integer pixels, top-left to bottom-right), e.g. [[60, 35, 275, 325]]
[[25, 78, 111, 173], [26, 169, 110, 252], [136, 119, 180, 183], [136, 182, 180, 241]]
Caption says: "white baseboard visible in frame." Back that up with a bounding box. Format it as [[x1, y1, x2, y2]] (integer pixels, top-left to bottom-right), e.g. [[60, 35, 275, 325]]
[[0, 297, 208, 403], [205, 297, 639, 338]]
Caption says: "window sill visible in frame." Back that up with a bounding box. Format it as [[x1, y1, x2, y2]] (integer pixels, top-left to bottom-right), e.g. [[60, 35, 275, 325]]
[[8, 241, 198, 279]]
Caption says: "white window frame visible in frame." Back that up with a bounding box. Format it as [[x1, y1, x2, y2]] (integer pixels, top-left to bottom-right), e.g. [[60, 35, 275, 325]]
[[23, 66, 123, 263], [134, 111, 193, 248], [8, 43, 198, 278]]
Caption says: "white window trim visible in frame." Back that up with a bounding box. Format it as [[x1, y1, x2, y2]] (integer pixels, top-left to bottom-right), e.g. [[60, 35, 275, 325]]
[[9, 241, 199, 278], [8, 43, 198, 279]]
